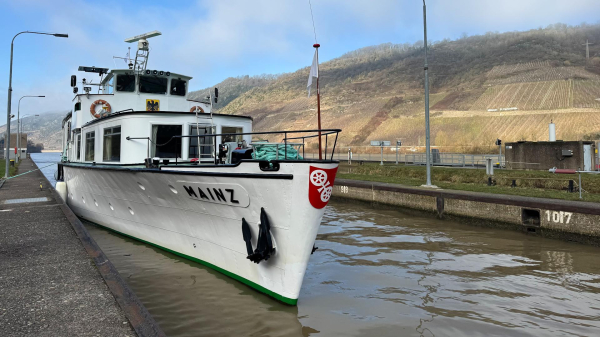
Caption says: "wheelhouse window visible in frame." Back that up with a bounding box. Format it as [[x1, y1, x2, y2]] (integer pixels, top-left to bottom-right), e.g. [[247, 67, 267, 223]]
[[116, 74, 136, 92], [151, 125, 182, 158], [67, 122, 72, 142], [221, 126, 243, 143], [170, 78, 187, 96], [139, 76, 167, 94], [76, 133, 81, 160], [189, 125, 214, 159], [105, 76, 114, 94], [85, 131, 95, 161], [103, 126, 121, 162], [74, 102, 81, 111]]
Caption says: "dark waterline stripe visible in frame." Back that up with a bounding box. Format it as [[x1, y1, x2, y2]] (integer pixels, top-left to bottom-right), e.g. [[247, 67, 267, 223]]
[[84, 219, 299, 306]]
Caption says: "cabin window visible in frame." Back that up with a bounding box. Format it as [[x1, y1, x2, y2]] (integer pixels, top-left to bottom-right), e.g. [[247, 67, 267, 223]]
[[139, 76, 168, 94], [74, 102, 81, 111], [189, 125, 214, 159], [151, 125, 182, 158], [103, 126, 121, 162], [105, 76, 114, 94], [116, 74, 136, 92], [170, 78, 186, 96], [76, 134, 81, 160], [221, 126, 243, 143], [85, 131, 95, 161]]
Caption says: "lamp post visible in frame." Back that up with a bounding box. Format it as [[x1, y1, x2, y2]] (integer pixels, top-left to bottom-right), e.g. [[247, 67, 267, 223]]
[[17, 96, 44, 163], [422, 0, 433, 187], [4, 31, 67, 178]]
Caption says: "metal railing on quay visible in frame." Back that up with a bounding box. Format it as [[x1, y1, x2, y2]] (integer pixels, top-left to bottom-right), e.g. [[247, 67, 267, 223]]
[[312, 148, 505, 168]]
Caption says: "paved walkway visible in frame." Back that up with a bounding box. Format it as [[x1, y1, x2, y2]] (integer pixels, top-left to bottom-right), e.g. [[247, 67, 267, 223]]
[[0, 158, 160, 336]]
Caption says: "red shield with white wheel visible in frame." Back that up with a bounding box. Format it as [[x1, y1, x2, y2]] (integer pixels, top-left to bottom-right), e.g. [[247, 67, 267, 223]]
[[308, 166, 338, 209]]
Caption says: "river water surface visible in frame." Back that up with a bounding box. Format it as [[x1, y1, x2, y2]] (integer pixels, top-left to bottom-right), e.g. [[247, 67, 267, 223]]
[[32, 154, 600, 336]]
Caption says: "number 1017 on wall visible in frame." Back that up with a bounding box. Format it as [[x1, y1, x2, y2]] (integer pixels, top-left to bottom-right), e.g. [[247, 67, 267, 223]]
[[546, 210, 572, 224]]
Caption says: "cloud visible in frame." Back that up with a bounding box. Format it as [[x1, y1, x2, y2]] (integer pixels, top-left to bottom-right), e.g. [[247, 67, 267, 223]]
[[0, 0, 599, 122], [430, 0, 600, 38]]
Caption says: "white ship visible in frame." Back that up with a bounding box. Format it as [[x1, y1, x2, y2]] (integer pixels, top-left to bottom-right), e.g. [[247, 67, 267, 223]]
[[56, 31, 340, 305]]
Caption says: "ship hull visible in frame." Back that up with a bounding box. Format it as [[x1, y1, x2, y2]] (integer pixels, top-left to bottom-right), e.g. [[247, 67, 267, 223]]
[[62, 161, 338, 304]]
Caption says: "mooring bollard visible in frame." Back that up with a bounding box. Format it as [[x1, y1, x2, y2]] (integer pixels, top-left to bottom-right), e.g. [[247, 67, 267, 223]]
[[486, 158, 494, 175], [579, 168, 582, 199], [568, 180, 574, 193], [348, 148, 352, 165], [549, 167, 583, 199]]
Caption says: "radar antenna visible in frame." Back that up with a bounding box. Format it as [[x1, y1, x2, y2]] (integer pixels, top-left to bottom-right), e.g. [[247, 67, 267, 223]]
[[124, 31, 162, 72]]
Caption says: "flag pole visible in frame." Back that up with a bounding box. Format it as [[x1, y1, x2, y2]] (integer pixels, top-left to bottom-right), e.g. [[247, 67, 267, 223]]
[[314, 43, 322, 160]]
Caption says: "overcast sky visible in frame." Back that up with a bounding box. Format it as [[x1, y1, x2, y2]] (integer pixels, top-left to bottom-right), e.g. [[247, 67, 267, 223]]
[[1, 0, 599, 121]]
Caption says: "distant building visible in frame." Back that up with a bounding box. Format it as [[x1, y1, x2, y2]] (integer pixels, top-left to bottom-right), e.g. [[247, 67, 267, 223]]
[[1, 133, 28, 160], [505, 140, 596, 171]]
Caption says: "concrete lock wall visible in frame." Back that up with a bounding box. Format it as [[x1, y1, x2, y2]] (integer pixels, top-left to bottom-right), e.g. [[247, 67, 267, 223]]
[[333, 179, 600, 245], [505, 141, 596, 170]]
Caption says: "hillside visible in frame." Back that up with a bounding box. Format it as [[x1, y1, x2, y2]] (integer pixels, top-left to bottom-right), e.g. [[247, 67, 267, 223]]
[[189, 23, 600, 151], [3, 23, 600, 152], [0, 112, 66, 150], [189, 74, 279, 108]]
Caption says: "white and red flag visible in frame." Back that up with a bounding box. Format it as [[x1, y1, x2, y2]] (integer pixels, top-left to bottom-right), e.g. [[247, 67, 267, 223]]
[[307, 49, 319, 97]]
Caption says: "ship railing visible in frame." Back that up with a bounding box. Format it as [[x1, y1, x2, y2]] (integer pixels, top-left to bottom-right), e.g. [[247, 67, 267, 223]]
[[181, 128, 341, 162], [128, 128, 341, 164]]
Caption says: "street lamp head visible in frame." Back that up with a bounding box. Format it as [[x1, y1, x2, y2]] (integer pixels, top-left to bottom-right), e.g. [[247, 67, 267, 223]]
[[53, 33, 68, 38]]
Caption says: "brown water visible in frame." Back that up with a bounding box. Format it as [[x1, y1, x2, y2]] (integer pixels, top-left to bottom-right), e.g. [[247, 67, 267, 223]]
[[85, 200, 600, 337]]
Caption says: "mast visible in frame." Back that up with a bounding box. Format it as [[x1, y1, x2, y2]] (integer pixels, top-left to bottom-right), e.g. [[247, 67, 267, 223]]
[[314, 43, 322, 160]]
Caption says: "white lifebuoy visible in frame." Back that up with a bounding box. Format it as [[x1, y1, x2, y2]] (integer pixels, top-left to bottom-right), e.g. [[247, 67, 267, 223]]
[[90, 99, 111, 118], [190, 106, 205, 113]]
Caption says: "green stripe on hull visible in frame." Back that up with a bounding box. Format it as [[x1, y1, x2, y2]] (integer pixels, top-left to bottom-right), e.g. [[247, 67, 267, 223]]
[[86, 220, 298, 306]]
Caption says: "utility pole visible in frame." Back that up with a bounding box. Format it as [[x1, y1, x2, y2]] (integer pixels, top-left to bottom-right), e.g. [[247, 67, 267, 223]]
[[583, 40, 593, 61], [422, 0, 433, 187]]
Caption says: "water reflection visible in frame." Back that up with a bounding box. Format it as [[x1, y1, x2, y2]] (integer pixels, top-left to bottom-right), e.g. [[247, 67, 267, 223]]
[[85, 199, 600, 337], [30, 153, 61, 187]]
